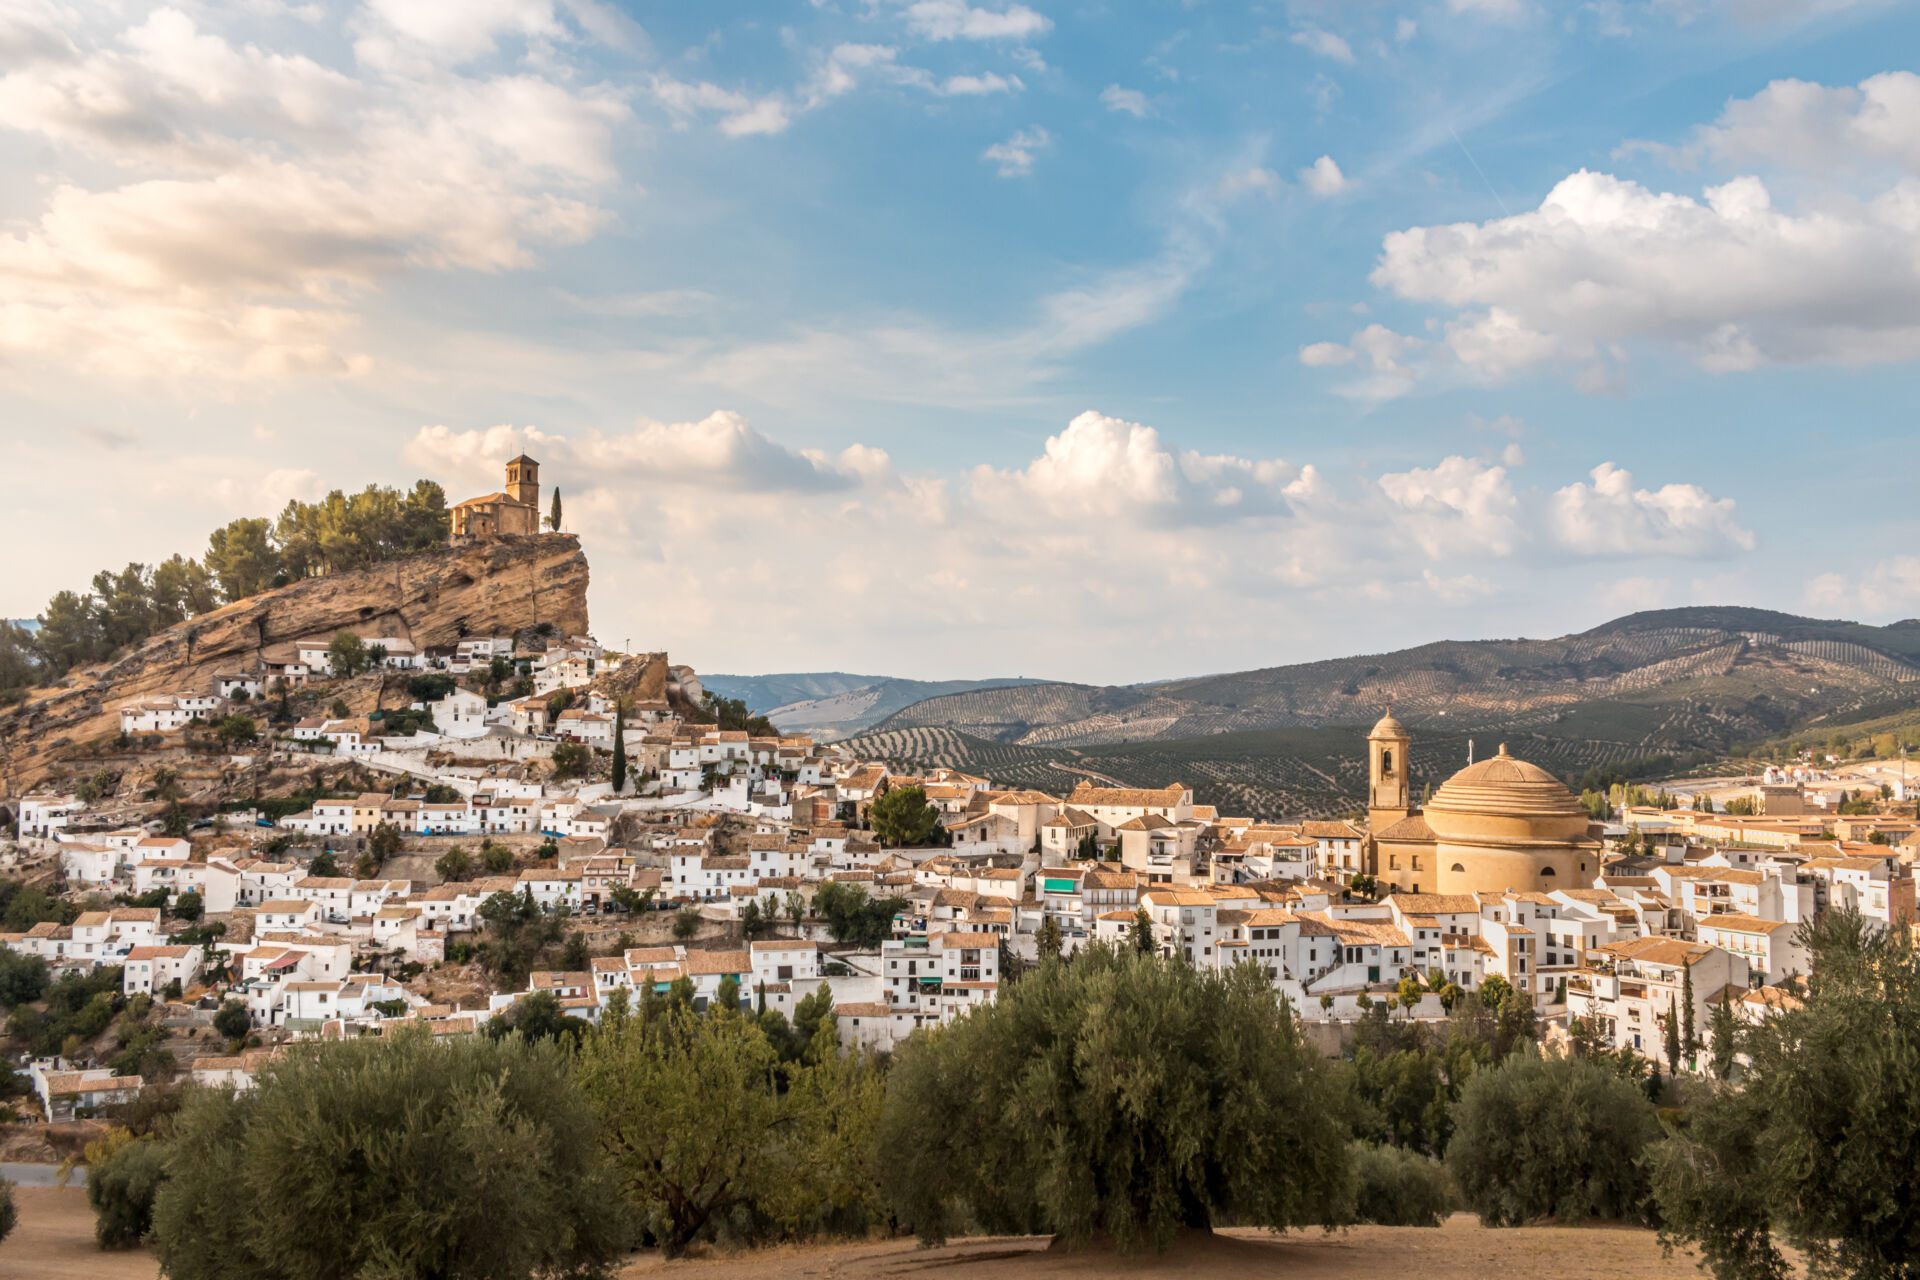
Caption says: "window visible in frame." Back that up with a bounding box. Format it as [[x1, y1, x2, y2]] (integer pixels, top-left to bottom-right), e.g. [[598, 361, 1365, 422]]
[[1380, 749, 1394, 776], [1540, 866, 1557, 878], [1450, 863, 1465, 873]]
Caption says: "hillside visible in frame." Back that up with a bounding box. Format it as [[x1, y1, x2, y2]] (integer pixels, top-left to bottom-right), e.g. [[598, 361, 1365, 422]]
[[844, 608, 1920, 817], [0, 534, 590, 793], [702, 672, 1050, 739]]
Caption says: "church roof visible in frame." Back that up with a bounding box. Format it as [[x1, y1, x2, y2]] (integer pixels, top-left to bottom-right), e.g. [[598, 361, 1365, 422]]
[[1373, 812, 1435, 843], [1427, 744, 1585, 821], [507, 453, 540, 466], [1368, 708, 1407, 739], [452, 491, 535, 510]]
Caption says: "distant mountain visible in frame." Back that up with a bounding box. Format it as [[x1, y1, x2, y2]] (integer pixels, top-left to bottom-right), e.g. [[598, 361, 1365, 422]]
[[701, 672, 1053, 740], [840, 607, 1920, 817]]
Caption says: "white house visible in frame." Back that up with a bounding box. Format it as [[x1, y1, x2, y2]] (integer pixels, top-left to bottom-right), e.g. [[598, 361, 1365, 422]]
[[18, 795, 83, 839], [122, 945, 203, 997]]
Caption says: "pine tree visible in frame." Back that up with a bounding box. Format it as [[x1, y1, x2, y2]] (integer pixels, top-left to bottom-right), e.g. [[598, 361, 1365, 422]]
[[548, 488, 563, 532], [610, 706, 627, 795]]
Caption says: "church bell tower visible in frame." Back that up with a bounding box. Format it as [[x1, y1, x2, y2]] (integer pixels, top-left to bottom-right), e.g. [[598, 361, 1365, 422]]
[[1367, 707, 1412, 825], [505, 454, 540, 510]]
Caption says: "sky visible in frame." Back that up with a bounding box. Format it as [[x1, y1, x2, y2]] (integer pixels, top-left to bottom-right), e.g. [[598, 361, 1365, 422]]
[[3, 0, 1920, 684]]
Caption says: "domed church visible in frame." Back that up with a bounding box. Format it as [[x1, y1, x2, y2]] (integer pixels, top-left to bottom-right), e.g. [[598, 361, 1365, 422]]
[[1363, 711, 1601, 896]]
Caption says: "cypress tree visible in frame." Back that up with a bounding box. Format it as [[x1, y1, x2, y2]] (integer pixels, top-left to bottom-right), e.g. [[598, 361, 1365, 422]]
[[548, 488, 563, 532], [610, 707, 626, 794], [1664, 995, 1682, 1076], [1682, 960, 1697, 1064]]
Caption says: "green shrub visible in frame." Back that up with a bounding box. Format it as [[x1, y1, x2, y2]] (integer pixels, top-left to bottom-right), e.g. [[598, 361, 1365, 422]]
[[1349, 1142, 1454, 1227], [88, 1132, 168, 1247]]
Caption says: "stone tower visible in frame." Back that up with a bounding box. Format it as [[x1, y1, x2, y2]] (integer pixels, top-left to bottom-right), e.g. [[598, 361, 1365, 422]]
[[1367, 707, 1412, 826], [505, 454, 540, 511]]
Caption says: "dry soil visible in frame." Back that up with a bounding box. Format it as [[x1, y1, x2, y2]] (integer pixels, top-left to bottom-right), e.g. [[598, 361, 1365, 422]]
[[0, 1188, 1701, 1280]]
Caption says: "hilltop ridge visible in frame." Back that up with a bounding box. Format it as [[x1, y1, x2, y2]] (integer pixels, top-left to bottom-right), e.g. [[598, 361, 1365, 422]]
[[0, 533, 589, 793], [837, 606, 1920, 816]]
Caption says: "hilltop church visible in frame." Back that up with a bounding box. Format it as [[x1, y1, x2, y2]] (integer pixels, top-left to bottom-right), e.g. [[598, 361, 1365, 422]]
[[1363, 710, 1602, 896], [450, 455, 543, 542]]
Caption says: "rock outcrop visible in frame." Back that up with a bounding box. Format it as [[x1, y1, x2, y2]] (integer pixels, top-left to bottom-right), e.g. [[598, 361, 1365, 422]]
[[0, 534, 589, 794]]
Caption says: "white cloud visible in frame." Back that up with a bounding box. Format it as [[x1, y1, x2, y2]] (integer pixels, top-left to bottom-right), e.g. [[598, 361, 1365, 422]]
[[1216, 166, 1281, 199], [647, 41, 1020, 136], [1447, 0, 1533, 19], [1298, 324, 1431, 401], [406, 413, 882, 495], [1806, 556, 1920, 617], [1101, 84, 1151, 117], [1344, 159, 1920, 392], [971, 411, 1312, 525], [1377, 455, 1520, 557], [983, 125, 1049, 177], [360, 0, 567, 62], [1637, 71, 1920, 177], [1550, 463, 1755, 557], [0, 6, 629, 382], [938, 71, 1022, 96], [1299, 154, 1350, 197], [1289, 27, 1354, 64], [902, 0, 1052, 42], [1297, 342, 1354, 368], [1395, 17, 1419, 42], [648, 74, 790, 136]]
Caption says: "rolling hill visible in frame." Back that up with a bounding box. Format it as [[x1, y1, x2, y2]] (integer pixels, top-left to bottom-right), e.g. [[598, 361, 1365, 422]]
[[837, 608, 1920, 817], [700, 672, 1051, 739]]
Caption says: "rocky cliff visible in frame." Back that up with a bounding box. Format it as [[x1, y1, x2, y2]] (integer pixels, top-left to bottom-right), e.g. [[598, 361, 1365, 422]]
[[0, 534, 590, 795]]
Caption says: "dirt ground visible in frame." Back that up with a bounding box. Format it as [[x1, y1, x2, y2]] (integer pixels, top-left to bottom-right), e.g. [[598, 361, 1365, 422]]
[[0, 1187, 159, 1279], [0, 1190, 1700, 1280], [618, 1218, 1702, 1279]]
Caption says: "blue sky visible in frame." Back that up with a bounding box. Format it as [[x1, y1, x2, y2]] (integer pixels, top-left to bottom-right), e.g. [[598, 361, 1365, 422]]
[[3, 0, 1919, 682]]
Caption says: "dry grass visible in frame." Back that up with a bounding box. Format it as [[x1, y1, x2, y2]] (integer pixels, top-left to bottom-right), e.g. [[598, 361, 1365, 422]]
[[619, 1216, 1701, 1278], [0, 1190, 1702, 1279], [0, 1187, 159, 1280]]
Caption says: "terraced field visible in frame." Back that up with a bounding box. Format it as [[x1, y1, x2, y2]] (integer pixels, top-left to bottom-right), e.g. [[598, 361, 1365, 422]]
[[842, 720, 1655, 819]]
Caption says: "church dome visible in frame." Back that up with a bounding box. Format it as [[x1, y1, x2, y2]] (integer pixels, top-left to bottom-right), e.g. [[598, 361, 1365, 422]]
[[1368, 709, 1407, 739], [1424, 743, 1590, 844]]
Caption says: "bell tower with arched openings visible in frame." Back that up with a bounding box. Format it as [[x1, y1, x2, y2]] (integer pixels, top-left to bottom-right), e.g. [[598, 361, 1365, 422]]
[[504, 454, 540, 510], [1367, 707, 1412, 826]]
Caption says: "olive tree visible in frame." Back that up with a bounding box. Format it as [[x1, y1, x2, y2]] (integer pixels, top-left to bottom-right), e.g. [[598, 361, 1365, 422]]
[[577, 1003, 882, 1254], [877, 945, 1354, 1253], [151, 1030, 623, 1280], [1447, 1051, 1659, 1226], [1648, 911, 1920, 1279]]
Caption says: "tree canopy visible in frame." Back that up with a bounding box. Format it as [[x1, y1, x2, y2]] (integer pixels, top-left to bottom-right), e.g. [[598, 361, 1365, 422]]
[[869, 785, 940, 848], [7, 479, 450, 693], [1648, 910, 1920, 1279], [151, 1029, 622, 1280], [577, 1001, 882, 1255], [1446, 1051, 1659, 1227], [877, 945, 1354, 1252]]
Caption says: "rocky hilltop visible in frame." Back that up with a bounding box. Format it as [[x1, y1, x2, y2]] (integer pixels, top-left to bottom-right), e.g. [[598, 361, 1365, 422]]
[[0, 534, 589, 794]]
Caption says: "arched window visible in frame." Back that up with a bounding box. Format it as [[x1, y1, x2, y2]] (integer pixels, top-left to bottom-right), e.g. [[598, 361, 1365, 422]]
[[1450, 863, 1465, 873], [1540, 865, 1557, 877], [1380, 748, 1394, 776]]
